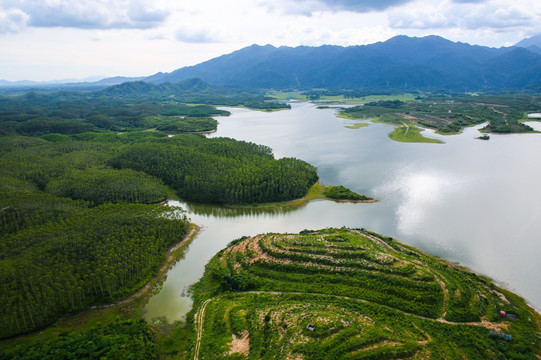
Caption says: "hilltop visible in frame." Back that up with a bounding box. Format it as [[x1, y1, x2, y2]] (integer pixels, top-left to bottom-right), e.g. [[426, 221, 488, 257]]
[[191, 228, 540, 359], [515, 34, 541, 55]]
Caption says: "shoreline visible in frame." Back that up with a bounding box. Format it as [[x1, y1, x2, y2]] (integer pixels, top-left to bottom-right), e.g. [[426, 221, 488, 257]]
[[99, 223, 201, 309], [167, 128, 218, 136], [0, 223, 201, 348], [222, 182, 377, 211]]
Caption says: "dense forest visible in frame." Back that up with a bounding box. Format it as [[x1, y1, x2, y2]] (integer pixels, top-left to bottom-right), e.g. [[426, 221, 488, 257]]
[[0, 91, 318, 341], [0, 318, 157, 359], [0, 79, 290, 136], [5, 85, 538, 358], [110, 136, 318, 204], [0, 92, 228, 136], [0, 201, 189, 338]]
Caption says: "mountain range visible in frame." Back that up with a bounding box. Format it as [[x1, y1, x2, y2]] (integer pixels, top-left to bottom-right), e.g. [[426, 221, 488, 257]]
[[2, 35, 541, 92], [143, 35, 541, 91]]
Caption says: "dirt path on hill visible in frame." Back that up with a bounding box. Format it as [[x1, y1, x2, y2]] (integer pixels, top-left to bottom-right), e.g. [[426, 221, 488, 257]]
[[192, 290, 508, 358], [193, 298, 213, 360]]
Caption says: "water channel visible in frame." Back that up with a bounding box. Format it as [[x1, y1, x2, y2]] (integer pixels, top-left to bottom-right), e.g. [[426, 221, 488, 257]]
[[143, 102, 541, 322]]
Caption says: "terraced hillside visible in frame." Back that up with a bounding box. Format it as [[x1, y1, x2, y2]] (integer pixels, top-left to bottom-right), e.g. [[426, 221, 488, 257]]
[[191, 228, 540, 359]]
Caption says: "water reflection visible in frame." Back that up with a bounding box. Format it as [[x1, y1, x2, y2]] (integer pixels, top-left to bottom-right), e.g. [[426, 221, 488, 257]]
[[182, 200, 310, 217], [143, 102, 541, 322], [375, 169, 470, 235], [523, 121, 541, 131]]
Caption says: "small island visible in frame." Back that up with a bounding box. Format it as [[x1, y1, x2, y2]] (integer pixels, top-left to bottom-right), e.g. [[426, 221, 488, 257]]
[[323, 185, 375, 202]]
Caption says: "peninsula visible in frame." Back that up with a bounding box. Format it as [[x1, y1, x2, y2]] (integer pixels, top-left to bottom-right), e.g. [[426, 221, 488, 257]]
[[191, 228, 540, 359]]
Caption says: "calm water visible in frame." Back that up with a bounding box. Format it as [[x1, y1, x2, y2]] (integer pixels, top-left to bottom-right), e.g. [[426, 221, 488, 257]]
[[143, 102, 541, 322]]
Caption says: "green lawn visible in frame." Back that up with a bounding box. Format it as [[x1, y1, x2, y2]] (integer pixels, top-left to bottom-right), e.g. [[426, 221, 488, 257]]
[[389, 124, 444, 143], [345, 121, 370, 129]]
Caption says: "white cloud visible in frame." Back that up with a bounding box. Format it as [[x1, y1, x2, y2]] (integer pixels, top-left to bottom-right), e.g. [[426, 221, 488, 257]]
[[175, 27, 223, 43], [451, 0, 487, 3], [389, 0, 539, 32], [309, 0, 414, 12], [0, 0, 540, 81], [275, 24, 396, 47], [0, 7, 28, 33], [462, 4, 535, 30], [258, 0, 316, 16], [262, 0, 415, 15], [390, 9, 449, 29], [0, 0, 170, 30]]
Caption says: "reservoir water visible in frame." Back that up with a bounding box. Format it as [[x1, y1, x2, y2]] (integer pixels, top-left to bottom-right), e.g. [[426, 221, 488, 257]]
[[143, 102, 541, 322]]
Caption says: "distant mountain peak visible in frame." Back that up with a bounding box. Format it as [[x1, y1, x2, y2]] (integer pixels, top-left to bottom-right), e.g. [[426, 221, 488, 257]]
[[247, 43, 275, 49], [388, 34, 446, 41], [383, 34, 452, 45], [515, 34, 541, 48]]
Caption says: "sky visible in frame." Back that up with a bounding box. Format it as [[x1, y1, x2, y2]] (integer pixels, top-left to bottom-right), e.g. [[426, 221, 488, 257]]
[[0, 0, 540, 82]]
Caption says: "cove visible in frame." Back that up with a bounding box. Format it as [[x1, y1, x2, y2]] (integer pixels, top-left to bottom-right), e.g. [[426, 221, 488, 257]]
[[143, 102, 541, 322]]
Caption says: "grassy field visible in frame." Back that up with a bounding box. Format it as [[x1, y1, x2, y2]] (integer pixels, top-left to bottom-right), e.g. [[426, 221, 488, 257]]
[[344, 121, 370, 129], [313, 94, 416, 105], [267, 91, 416, 105], [266, 91, 308, 102], [388, 123, 443, 143], [357, 94, 417, 102], [191, 228, 540, 359], [344, 116, 444, 143]]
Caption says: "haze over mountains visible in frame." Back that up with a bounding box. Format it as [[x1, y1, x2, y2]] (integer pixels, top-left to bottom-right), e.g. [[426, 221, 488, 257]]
[[144, 35, 541, 91], [515, 34, 541, 56], [3, 35, 541, 92]]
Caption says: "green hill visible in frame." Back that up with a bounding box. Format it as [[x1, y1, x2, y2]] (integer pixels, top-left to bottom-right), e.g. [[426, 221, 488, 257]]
[[191, 228, 540, 359]]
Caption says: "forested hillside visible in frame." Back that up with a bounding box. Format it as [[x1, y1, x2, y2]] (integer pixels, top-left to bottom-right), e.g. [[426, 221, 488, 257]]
[[0, 203, 188, 338], [0, 92, 228, 136], [0, 125, 319, 338], [0, 318, 157, 359], [0, 137, 188, 338], [110, 136, 318, 204]]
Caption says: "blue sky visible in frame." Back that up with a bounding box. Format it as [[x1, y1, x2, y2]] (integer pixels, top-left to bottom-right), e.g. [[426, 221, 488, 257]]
[[0, 0, 539, 81]]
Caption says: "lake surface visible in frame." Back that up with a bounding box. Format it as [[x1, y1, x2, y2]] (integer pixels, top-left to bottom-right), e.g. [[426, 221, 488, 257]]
[[143, 102, 541, 322]]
